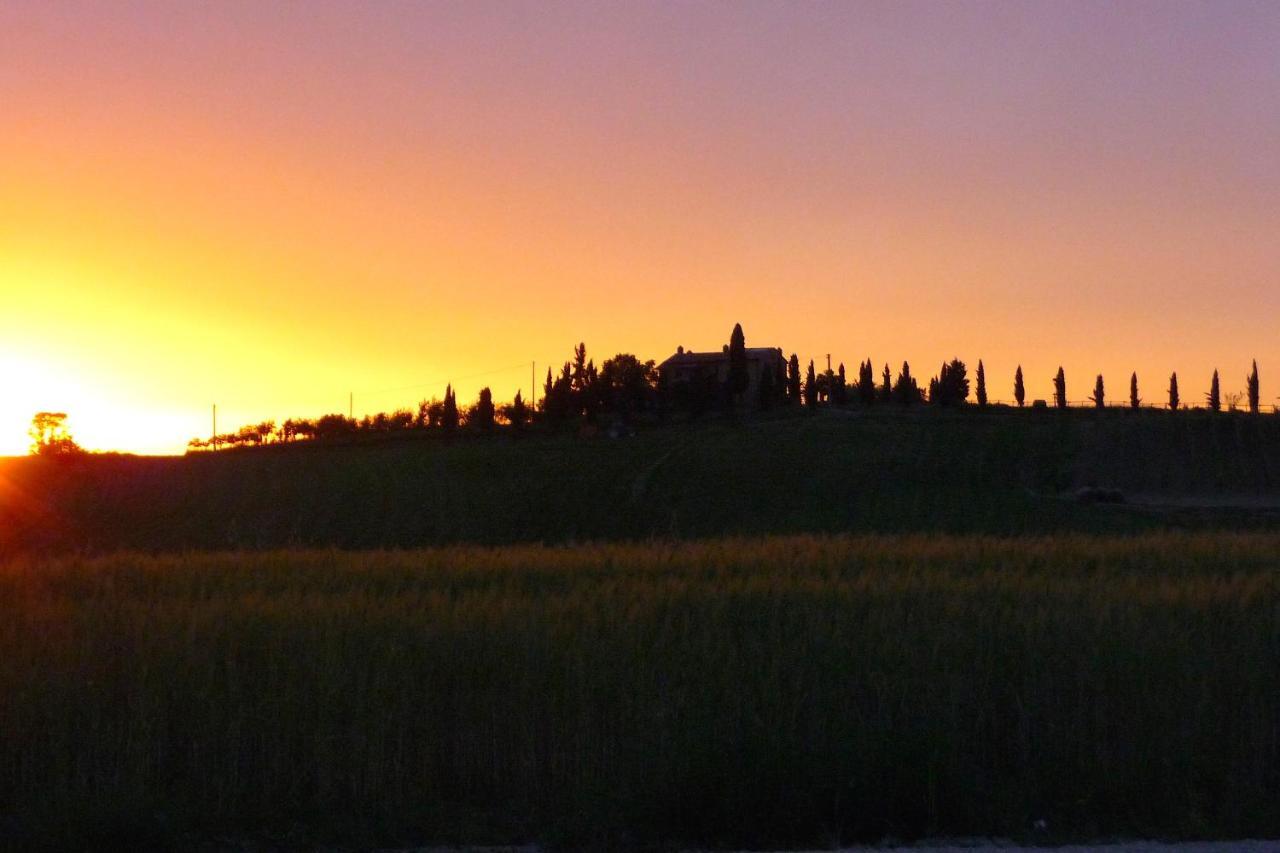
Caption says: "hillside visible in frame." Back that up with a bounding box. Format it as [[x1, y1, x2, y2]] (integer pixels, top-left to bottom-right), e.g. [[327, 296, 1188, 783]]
[[2, 407, 1279, 554]]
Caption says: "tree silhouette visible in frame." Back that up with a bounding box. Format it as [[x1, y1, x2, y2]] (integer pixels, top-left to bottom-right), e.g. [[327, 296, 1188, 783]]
[[933, 359, 969, 406], [542, 362, 574, 424], [1168, 372, 1180, 410], [1090, 374, 1105, 409], [893, 362, 920, 405], [1053, 367, 1067, 409], [507, 390, 527, 431], [858, 359, 877, 405], [472, 387, 495, 430], [880, 363, 893, 403], [976, 360, 988, 408], [1207, 370, 1221, 412], [1247, 360, 1260, 414], [1129, 372, 1140, 410], [1014, 366, 1025, 408], [788, 354, 802, 404], [29, 412, 81, 456], [804, 360, 818, 409], [442, 385, 460, 431], [835, 362, 848, 405], [599, 353, 658, 417], [727, 323, 748, 403]]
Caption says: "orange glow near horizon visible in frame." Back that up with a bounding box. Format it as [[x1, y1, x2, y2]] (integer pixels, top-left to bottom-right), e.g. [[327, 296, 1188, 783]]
[[2, 3, 1277, 454]]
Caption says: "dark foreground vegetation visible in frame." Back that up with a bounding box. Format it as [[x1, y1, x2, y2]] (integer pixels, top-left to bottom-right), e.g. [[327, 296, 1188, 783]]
[[2, 534, 1278, 850], [4, 407, 1280, 555]]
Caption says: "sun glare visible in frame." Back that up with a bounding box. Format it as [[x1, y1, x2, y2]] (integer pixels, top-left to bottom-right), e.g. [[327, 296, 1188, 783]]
[[0, 352, 72, 456]]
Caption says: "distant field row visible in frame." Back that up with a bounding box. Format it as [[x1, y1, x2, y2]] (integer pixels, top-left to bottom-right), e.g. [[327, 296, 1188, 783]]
[[3, 533, 1278, 848], [3, 408, 1280, 554]]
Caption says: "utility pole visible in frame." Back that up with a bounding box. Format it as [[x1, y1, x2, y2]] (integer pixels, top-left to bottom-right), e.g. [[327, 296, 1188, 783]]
[[532, 361, 536, 408], [826, 353, 831, 372]]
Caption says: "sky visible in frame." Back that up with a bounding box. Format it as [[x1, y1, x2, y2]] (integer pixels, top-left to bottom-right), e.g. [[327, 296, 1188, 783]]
[[1, 0, 1277, 454]]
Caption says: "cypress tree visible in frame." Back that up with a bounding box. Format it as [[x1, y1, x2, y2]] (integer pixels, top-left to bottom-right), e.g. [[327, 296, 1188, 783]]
[[788, 354, 802, 404], [1014, 366, 1025, 408], [509, 390, 527, 431], [1247, 360, 1260, 414], [1129, 372, 1140, 410], [976, 360, 988, 408], [442, 385, 459, 431], [858, 359, 877, 405], [1169, 372, 1180, 410], [835, 362, 847, 405], [880, 363, 892, 402], [473, 387, 495, 430], [893, 362, 919, 405], [1054, 367, 1067, 409], [804, 360, 818, 409], [1090, 374, 1105, 409], [727, 323, 748, 401], [1207, 370, 1221, 412]]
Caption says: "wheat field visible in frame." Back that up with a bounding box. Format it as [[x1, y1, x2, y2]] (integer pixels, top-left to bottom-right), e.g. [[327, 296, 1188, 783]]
[[2, 534, 1278, 848]]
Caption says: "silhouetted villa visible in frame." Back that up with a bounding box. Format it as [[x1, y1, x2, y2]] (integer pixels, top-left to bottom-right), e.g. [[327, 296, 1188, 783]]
[[659, 344, 787, 405]]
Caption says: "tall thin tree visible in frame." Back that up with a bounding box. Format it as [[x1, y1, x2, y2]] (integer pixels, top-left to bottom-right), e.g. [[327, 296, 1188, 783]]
[[976, 360, 988, 408], [1014, 366, 1025, 408], [1207, 370, 1221, 412], [1090, 374, 1105, 409], [442, 385, 459, 431], [1247, 360, 1260, 414], [1168, 372, 1180, 410], [859, 359, 877, 405], [804, 360, 818, 409], [1054, 367, 1067, 409], [1129, 372, 1140, 410], [727, 323, 748, 403], [788, 354, 802, 404]]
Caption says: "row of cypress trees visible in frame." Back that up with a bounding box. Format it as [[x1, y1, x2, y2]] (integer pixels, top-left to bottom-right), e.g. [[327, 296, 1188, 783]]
[[1067, 361, 1263, 412]]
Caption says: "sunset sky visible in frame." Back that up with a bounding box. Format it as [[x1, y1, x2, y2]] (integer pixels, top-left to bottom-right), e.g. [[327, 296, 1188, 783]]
[[2, 1, 1277, 454]]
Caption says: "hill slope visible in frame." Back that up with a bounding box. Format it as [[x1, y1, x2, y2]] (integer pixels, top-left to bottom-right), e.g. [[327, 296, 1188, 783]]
[[2, 408, 1279, 553]]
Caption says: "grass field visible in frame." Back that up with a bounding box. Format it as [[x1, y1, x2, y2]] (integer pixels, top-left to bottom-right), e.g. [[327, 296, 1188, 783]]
[[3, 408, 1280, 555], [3, 533, 1279, 849]]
